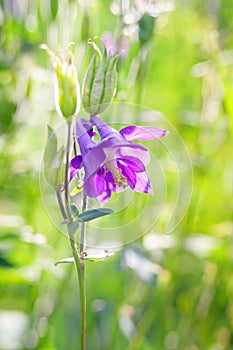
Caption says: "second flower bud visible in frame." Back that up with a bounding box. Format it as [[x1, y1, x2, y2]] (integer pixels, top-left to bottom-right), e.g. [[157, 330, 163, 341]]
[[82, 39, 119, 116]]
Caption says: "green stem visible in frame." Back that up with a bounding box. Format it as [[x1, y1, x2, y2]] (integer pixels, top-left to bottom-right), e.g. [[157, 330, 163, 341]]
[[55, 189, 86, 350], [65, 120, 72, 221], [55, 189, 67, 220], [68, 233, 86, 350], [62, 119, 87, 350], [80, 194, 88, 254]]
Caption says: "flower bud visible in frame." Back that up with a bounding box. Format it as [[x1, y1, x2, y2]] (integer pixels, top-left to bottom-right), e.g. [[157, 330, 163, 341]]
[[41, 43, 80, 119], [82, 39, 119, 115]]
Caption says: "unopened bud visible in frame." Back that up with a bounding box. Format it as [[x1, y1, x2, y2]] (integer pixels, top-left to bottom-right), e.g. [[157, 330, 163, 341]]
[[82, 39, 119, 115], [41, 43, 80, 119]]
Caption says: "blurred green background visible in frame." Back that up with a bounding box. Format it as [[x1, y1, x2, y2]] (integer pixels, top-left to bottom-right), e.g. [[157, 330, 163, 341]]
[[0, 0, 233, 349]]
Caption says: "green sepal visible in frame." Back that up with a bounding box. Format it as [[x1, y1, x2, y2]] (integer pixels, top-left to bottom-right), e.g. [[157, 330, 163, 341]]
[[78, 208, 114, 222]]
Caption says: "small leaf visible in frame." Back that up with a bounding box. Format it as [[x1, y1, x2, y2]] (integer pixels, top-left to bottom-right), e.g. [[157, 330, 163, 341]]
[[52, 146, 65, 188], [54, 257, 74, 266], [81, 251, 114, 262], [68, 221, 79, 235], [44, 126, 57, 181], [70, 185, 82, 196], [78, 208, 114, 222], [44, 126, 65, 189], [71, 204, 79, 217]]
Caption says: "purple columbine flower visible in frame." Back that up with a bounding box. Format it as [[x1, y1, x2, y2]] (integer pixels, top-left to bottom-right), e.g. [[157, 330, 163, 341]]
[[70, 116, 168, 203]]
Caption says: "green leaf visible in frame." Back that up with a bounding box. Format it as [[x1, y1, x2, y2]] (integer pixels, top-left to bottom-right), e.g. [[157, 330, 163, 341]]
[[60, 218, 79, 234], [70, 185, 82, 196], [78, 208, 114, 222], [70, 203, 79, 217], [44, 126, 57, 183], [68, 221, 79, 235], [54, 251, 114, 266], [54, 257, 74, 266], [44, 126, 65, 189], [81, 251, 114, 262], [52, 145, 65, 187]]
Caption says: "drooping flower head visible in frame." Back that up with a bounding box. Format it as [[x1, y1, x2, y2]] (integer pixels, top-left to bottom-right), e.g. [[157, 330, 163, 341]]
[[70, 116, 168, 203]]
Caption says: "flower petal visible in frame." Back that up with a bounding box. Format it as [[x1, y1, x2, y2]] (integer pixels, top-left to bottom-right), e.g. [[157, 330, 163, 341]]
[[120, 126, 168, 141], [91, 115, 119, 140], [96, 171, 117, 204], [105, 171, 116, 191], [70, 155, 82, 181], [117, 156, 145, 173], [117, 161, 136, 189], [76, 119, 96, 156], [82, 146, 106, 180], [71, 155, 83, 169], [84, 168, 105, 197], [118, 145, 150, 166], [79, 118, 96, 137], [96, 186, 111, 204], [134, 171, 153, 194]]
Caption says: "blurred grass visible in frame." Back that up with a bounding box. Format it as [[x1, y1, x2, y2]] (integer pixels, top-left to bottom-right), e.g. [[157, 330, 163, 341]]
[[0, 0, 233, 349]]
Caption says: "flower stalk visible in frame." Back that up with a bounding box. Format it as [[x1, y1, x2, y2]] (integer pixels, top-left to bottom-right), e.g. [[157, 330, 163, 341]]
[[64, 121, 72, 221], [80, 194, 88, 254], [55, 189, 67, 220], [68, 232, 86, 350], [64, 120, 87, 350], [55, 181, 86, 350]]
